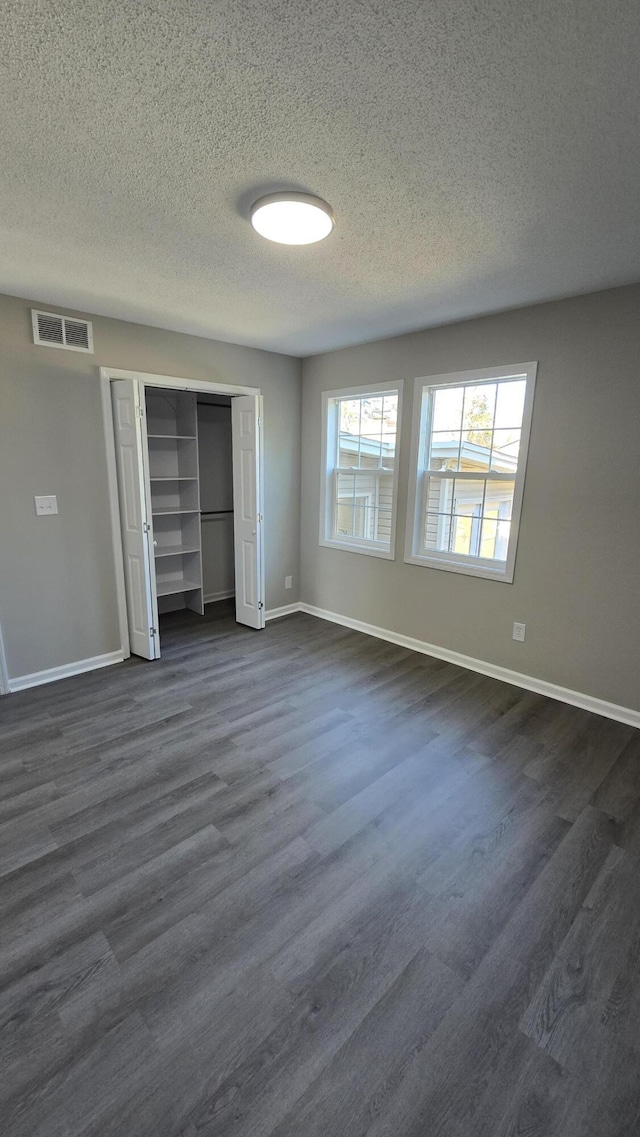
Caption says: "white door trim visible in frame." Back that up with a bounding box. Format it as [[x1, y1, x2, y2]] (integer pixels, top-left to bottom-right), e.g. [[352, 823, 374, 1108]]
[[99, 367, 263, 660], [0, 622, 10, 695]]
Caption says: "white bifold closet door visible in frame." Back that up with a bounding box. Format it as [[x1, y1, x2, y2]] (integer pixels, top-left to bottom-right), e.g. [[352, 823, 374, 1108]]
[[111, 379, 159, 660], [232, 394, 265, 630]]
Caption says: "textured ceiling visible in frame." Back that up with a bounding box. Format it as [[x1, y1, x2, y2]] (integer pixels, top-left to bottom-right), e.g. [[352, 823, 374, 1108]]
[[1, 1, 639, 356]]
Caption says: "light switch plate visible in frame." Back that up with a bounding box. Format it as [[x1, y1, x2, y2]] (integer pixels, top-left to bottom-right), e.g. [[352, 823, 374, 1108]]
[[34, 495, 58, 516]]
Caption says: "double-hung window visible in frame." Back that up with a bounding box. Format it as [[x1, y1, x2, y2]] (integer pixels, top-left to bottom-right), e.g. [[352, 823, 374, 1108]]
[[320, 382, 402, 558], [405, 362, 536, 581]]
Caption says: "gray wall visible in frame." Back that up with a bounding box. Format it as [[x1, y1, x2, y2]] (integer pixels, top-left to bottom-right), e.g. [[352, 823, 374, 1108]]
[[301, 284, 640, 711], [0, 292, 301, 680]]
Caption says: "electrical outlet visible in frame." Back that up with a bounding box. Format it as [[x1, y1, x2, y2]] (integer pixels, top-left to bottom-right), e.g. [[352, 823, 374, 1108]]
[[284, 575, 293, 590], [34, 495, 58, 516], [512, 621, 526, 642]]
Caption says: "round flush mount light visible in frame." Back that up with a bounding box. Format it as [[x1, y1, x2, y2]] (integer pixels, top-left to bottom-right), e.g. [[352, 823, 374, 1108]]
[[250, 192, 334, 245]]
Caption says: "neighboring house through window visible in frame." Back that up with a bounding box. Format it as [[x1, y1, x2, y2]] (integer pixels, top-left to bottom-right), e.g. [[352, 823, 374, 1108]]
[[320, 382, 402, 558], [405, 362, 536, 581]]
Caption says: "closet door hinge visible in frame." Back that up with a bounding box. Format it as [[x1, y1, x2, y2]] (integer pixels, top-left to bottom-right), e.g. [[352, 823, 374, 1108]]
[[143, 522, 151, 533], [258, 601, 264, 610], [150, 627, 156, 636]]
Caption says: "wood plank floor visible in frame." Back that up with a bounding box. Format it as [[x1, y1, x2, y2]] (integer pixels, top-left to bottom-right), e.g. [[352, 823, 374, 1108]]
[[2, 602, 640, 1137]]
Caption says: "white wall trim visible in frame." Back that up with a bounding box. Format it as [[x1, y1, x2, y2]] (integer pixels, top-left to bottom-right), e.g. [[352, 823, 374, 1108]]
[[8, 650, 124, 694], [100, 367, 259, 397], [265, 603, 302, 621], [0, 622, 10, 695], [100, 366, 263, 659], [203, 589, 236, 604], [100, 371, 131, 659], [404, 361, 537, 585], [297, 603, 640, 729], [319, 380, 404, 562]]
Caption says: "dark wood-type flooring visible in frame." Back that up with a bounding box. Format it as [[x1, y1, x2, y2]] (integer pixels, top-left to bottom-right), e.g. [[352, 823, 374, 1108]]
[[2, 603, 640, 1136]]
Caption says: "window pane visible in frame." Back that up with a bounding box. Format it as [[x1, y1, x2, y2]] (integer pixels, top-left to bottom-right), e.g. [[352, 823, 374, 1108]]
[[360, 397, 383, 442], [479, 515, 510, 561], [425, 475, 454, 516], [452, 478, 486, 516], [333, 469, 392, 547], [335, 502, 366, 538], [452, 515, 473, 555], [381, 434, 396, 468], [338, 393, 398, 470], [337, 433, 362, 467], [335, 502, 354, 537], [381, 395, 398, 432], [460, 431, 491, 471], [337, 471, 380, 497], [485, 479, 514, 520], [373, 508, 393, 543], [480, 517, 498, 559], [494, 379, 526, 429], [424, 511, 453, 552], [429, 431, 461, 471], [336, 471, 357, 500], [339, 399, 362, 434], [432, 387, 463, 432], [491, 429, 520, 470], [336, 499, 370, 537], [462, 384, 496, 441], [495, 518, 511, 560], [377, 472, 394, 515]]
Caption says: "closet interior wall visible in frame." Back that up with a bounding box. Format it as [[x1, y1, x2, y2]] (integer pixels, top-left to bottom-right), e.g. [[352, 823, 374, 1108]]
[[197, 398, 235, 606]]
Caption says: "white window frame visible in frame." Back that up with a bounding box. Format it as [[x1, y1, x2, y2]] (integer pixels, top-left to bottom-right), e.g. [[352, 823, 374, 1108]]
[[320, 380, 403, 560], [404, 362, 537, 583]]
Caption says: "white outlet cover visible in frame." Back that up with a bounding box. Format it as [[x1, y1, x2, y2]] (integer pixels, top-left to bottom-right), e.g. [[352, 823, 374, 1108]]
[[34, 495, 58, 515], [512, 621, 526, 642], [285, 575, 293, 589]]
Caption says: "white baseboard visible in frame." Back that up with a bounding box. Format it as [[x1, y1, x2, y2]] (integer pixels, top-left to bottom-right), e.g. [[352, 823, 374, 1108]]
[[203, 589, 235, 605], [265, 603, 303, 622], [8, 650, 125, 694], [297, 603, 640, 729]]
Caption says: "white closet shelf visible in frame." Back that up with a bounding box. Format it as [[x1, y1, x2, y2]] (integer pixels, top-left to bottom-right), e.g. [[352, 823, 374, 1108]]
[[149, 476, 198, 481], [147, 433, 197, 440], [151, 508, 200, 516], [156, 578, 201, 597], [154, 544, 200, 558]]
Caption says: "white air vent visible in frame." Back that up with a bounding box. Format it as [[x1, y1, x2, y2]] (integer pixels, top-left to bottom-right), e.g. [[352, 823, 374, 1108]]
[[31, 310, 94, 353]]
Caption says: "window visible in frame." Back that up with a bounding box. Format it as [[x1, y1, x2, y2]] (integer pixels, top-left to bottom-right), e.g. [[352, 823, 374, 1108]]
[[320, 382, 402, 558], [405, 362, 536, 581]]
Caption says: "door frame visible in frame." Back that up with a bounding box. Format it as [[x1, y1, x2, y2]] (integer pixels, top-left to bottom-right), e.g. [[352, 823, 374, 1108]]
[[100, 367, 263, 660]]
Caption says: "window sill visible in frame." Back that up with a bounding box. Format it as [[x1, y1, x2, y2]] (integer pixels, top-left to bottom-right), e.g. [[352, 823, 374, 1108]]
[[404, 552, 514, 582], [320, 537, 396, 561]]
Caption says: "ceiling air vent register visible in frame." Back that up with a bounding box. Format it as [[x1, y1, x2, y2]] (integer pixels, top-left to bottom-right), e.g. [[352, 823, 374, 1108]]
[[31, 309, 94, 353]]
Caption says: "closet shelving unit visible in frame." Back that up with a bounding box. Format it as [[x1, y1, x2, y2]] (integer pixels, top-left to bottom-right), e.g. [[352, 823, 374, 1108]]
[[145, 390, 204, 615]]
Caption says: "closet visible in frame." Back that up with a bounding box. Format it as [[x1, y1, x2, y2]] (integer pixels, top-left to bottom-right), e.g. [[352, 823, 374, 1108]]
[[110, 374, 263, 663], [146, 390, 204, 616]]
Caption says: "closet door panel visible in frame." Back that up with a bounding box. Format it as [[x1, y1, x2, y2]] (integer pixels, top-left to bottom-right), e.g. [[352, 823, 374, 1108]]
[[231, 394, 264, 629], [111, 379, 158, 660]]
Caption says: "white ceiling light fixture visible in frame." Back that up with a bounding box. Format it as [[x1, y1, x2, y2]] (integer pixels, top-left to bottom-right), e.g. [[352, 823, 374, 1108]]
[[250, 192, 334, 245]]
